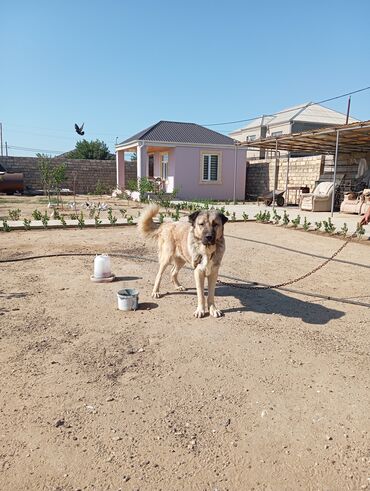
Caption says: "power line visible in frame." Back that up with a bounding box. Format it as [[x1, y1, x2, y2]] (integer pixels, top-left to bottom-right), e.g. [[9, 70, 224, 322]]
[[7, 145, 64, 154], [203, 85, 370, 127]]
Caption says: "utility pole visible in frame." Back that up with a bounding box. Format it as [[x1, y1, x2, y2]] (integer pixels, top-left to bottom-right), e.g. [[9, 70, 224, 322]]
[[5, 141, 8, 157], [345, 96, 351, 124], [0, 123, 3, 157]]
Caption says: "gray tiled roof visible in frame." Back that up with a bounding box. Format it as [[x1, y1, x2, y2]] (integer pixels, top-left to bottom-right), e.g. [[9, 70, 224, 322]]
[[118, 121, 236, 146]]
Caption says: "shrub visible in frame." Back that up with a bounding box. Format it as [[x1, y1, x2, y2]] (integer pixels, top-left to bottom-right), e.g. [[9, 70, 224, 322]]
[[314, 221, 322, 231], [291, 215, 301, 228], [94, 213, 102, 227], [41, 211, 49, 228], [242, 212, 248, 221], [23, 218, 31, 230], [302, 217, 311, 231], [32, 209, 43, 221], [8, 209, 21, 220], [127, 215, 134, 224], [282, 211, 290, 226], [340, 223, 348, 236], [77, 211, 85, 228], [272, 208, 281, 224], [108, 207, 117, 225], [323, 218, 336, 234], [356, 223, 365, 238], [1, 219, 11, 232]]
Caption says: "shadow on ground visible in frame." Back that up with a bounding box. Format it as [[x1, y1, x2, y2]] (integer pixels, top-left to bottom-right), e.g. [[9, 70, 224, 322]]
[[216, 285, 345, 325]]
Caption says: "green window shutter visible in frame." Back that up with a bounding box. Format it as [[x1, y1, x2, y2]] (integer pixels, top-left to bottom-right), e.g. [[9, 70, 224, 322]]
[[210, 155, 218, 181]]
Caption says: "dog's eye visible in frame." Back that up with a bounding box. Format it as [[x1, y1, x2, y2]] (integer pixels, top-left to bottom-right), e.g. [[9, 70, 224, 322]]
[[198, 222, 204, 226]]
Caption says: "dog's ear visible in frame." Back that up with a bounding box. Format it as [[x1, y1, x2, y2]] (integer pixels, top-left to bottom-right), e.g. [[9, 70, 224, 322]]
[[220, 213, 228, 225], [188, 210, 200, 226]]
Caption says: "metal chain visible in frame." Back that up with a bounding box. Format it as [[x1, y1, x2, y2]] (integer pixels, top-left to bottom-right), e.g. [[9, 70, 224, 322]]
[[217, 234, 355, 291]]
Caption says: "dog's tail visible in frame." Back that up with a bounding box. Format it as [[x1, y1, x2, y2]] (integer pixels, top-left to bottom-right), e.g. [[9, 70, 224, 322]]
[[137, 204, 161, 239]]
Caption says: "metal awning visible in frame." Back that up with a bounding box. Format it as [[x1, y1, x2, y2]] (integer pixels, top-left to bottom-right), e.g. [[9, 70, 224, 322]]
[[239, 119, 370, 154]]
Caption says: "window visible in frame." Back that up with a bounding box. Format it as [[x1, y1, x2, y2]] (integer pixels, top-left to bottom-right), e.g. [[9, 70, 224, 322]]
[[246, 134, 256, 142], [202, 154, 219, 182], [271, 131, 283, 137], [161, 153, 168, 179]]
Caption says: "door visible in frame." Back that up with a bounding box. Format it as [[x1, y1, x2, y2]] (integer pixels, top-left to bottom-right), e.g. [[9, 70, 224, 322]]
[[148, 154, 154, 178]]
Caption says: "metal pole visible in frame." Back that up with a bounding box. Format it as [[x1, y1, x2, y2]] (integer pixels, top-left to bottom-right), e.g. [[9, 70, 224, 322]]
[[285, 152, 290, 204], [272, 140, 278, 205], [330, 130, 340, 217], [5, 141, 8, 157], [0, 123, 3, 157], [233, 143, 237, 204], [345, 96, 351, 124]]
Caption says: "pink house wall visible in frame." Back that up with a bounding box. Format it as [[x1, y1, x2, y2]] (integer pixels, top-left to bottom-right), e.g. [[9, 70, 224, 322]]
[[173, 146, 246, 200]]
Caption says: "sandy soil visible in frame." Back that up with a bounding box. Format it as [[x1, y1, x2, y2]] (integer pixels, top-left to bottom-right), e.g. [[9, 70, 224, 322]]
[[0, 221, 369, 491]]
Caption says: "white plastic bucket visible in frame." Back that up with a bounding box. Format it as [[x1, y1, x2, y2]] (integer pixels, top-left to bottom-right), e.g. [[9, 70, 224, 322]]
[[117, 289, 139, 311]]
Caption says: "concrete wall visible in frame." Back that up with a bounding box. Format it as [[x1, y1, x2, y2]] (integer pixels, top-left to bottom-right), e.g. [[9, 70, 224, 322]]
[[0, 156, 136, 194]]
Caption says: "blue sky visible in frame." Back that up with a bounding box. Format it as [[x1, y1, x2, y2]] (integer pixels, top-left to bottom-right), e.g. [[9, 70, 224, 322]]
[[1, 0, 370, 156]]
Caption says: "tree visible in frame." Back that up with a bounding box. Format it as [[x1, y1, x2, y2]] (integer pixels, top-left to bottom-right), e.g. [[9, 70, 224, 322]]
[[53, 163, 67, 206], [67, 139, 111, 160], [37, 153, 54, 203]]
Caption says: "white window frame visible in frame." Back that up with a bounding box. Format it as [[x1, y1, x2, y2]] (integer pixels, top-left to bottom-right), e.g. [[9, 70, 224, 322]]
[[271, 130, 283, 137], [246, 134, 256, 142], [200, 152, 222, 184]]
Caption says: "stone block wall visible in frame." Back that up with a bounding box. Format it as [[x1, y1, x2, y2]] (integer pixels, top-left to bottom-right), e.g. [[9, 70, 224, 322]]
[[246, 155, 324, 202], [0, 156, 134, 194]]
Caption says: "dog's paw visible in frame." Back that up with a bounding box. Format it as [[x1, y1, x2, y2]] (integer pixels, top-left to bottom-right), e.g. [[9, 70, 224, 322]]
[[209, 305, 223, 318], [193, 307, 206, 318], [151, 291, 161, 299], [175, 285, 186, 291]]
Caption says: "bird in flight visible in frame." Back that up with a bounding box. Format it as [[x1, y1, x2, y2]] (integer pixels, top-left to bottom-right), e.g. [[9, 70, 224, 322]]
[[74, 123, 85, 136]]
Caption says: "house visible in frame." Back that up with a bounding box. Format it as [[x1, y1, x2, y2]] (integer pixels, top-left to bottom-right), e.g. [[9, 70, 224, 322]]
[[229, 103, 359, 159], [115, 121, 246, 201]]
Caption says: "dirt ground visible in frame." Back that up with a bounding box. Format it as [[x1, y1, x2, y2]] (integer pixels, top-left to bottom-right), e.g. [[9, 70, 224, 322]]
[[0, 221, 369, 491]]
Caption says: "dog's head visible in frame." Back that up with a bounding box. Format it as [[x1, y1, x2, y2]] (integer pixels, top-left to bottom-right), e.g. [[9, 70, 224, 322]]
[[188, 209, 228, 246]]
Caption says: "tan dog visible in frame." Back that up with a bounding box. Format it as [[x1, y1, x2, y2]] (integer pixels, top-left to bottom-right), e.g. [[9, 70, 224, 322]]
[[138, 205, 228, 318]]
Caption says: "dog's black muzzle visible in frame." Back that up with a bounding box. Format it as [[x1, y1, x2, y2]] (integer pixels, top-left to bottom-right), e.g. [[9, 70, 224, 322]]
[[202, 234, 216, 246]]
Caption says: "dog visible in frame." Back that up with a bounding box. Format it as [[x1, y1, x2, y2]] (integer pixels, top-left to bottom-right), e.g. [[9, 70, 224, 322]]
[[138, 204, 228, 318]]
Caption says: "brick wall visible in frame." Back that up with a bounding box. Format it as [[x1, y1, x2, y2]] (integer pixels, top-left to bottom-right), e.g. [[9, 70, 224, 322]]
[[246, 155, 324, 202]]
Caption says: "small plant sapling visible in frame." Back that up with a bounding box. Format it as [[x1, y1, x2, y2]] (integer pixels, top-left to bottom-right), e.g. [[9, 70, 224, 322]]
[[94, 213, 102, 227], [23, 218, 31, 230], [2, 219, 11, 232], [302, 217, 311, 231], [119, 208, 127, 218], [107, 208, 117, 225], [231, 211, 236, 221], [323, 217, 336, 234], [340, 223, 348, 236], [314, 221, 322, 231], [272, 208, 281, 224], [242, 212, 248, 221], [127, 215, 134, 224], [41, 211, 49, 228], [356, 223, 365, 239], [291, 215, 301, 228], [60, 215, 67, 228], [77, 211, 85, 229], [159, 212, 165, 223], [70, 212, 78, 220], [32, 209, 43, 221], [282, 210, 290, 226], [8, 209, 21, 220]]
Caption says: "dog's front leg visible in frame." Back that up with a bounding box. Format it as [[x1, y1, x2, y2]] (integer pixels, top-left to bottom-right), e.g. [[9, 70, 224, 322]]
[[193, 267, 206, 318], [207, 267, 223, 317]]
